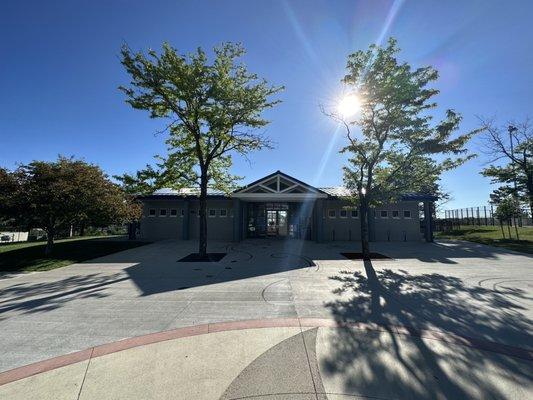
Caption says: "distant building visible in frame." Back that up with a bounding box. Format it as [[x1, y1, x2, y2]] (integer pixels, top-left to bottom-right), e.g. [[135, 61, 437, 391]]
[[138, 171, 436, 242]]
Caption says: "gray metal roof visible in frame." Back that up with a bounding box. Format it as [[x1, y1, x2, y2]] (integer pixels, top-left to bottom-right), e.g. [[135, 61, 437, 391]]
[[317, 187, 354, 197], [152, 187, 227, 196]]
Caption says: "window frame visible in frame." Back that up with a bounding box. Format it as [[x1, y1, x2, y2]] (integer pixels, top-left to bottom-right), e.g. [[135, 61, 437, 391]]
[[327, 209, 336, 218], [219, 209, 227, 217], [403, 210, 412, 219], [169, 209, 178, 217], [351, 209, 359, 218], [392, 210, 400, 219], [208, 209, 217, 218], [380, 210, 388, 219], [339, 209, 348, 218], [148, 208, 156, 217], [159, 208, 168, 217]]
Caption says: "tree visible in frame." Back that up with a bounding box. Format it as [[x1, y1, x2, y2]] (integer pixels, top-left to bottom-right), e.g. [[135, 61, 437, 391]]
[[329, 38, 480, 259], [494, 197, 522, 240], [3, 157, 141, 254], [479, 117, 533, 217], [118, 42, 282, 257]]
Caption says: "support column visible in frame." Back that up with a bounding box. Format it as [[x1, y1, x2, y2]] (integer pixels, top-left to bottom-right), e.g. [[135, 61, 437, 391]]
[[315, 199, 325, 243], [424, 201, 434, 242], [182, 199, 190, 240], [233, 198, 242, 242]]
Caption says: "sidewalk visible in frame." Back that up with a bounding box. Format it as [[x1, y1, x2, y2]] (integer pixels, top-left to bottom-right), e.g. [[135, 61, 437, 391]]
[[1, 318, 531, 400]]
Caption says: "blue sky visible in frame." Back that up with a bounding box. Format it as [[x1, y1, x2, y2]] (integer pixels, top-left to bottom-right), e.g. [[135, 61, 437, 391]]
[[1, 0, 532, 210]]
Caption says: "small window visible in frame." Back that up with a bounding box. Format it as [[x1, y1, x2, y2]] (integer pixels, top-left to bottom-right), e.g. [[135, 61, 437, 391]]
[[220, 209, 227, 217], [392, 210, 399, 219], [170, 209, 178, 217], [340, 209, 347, 218], [403, 210, 412, 219], [380, 210, 388, 218], [328, 210, 336, 218], [159, 209, 167, 217], [180, 209, 185, 217], [351, 210, 359, 218], [208, 209, 216, 217], [148, 209, 156, 217]]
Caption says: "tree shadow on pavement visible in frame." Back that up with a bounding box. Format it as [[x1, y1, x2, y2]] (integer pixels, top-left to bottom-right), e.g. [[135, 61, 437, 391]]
[[0, 273, 129, 319], [322, 260, 533, 399]]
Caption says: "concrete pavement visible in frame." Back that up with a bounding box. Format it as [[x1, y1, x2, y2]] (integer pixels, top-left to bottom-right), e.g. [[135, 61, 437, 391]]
[[0, 319, 531, 399], [0, 238, 532, 398]]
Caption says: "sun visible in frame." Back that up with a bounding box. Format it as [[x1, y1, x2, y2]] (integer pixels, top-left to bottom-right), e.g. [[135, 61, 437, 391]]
[[337, 94, 361, 118]]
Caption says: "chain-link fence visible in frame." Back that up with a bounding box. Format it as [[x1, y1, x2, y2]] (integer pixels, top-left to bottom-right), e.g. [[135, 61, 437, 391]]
[[436, 205, 532, 231]]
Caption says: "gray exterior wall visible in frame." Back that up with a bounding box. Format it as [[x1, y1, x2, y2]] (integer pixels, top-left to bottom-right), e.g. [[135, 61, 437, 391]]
[[140, 197, 423, 242], [187, 199, 234, 240], [321, 199, 422, 242], [370, 201, 421, 242], [140, 199, 184, 240]]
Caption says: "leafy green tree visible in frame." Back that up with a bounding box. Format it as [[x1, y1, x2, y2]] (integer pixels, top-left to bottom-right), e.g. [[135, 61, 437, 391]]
[[118, 42, 283, 257], [3, 157, 141, 254], [480, 118, 532, 217], [494, 197, 522, 240], [331, 38, 480, 259]]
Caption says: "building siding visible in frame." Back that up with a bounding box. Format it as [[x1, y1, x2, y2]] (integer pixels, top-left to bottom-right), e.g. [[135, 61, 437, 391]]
[[139, 198, 423, 242]]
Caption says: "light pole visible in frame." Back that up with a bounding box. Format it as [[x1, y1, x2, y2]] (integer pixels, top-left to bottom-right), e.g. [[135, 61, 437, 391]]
[[508, 125, 520, 234], [508, 125, 518, 192]]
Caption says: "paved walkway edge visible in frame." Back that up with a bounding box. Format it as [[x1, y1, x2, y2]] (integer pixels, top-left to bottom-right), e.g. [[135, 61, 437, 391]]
[[1, 317, 531, 386]]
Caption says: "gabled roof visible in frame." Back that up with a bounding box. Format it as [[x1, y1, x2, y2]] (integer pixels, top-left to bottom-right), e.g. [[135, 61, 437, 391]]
[[233, 170, 329, 195]]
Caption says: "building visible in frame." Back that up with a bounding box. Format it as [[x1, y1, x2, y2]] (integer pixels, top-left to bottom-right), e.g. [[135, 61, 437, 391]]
[[138, 171, 436, 243]]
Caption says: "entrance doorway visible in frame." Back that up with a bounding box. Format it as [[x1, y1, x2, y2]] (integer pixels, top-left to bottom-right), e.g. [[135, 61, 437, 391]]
[[267, 210, 288, 237]]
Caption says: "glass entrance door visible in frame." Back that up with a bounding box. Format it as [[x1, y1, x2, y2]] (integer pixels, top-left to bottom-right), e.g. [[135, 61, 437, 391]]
[[266, 210, 288, 237]]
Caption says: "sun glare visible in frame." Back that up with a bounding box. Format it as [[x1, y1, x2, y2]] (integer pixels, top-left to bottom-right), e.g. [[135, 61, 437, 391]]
[[337, 94, 361, 118]]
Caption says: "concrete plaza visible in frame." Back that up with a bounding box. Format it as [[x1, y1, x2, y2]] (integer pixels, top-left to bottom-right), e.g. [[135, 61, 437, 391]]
[[0, 239, 532, 398]]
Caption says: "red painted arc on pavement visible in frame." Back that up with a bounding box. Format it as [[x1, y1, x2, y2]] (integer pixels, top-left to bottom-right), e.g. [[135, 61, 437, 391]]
[[0, 317, 531, 387]]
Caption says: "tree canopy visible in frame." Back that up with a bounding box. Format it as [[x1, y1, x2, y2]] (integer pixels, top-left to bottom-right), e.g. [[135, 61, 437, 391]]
[[117, 42, 283, 256], [2, 157, 141, 253], [480, 117, 533, 216], [332, 38, 480, 258]]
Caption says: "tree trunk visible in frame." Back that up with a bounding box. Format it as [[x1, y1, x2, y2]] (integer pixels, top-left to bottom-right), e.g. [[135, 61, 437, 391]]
[[514, 217, 520, 240], [500, 220, 505, 238], [45, 228, 54, 255], [507, 220, 512, 239], [198, 175, 208, 257], [80, 223, 85, 236], [527, 172, 533, 219], [359, 195, 370, 260]]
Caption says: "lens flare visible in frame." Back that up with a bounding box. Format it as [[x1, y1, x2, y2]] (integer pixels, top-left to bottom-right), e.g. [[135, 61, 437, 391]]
[[337, 94, 361, 118]]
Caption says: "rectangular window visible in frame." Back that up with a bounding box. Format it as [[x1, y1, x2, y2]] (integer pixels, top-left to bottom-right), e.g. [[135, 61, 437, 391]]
[[380, 210, 388, 218], [159, 209, 167, 217], [180, 209, 185, 217], [208, 209, 216, 217], [148, 209, 156, 217], [403, 210, 412, 219], [328, 210, 336, 218], [219, 209, 227, 217], [340, 209, 347, 218], [170, 209, 178, 217], [392, 210, 399, 219], [351, 210, 359, 218]]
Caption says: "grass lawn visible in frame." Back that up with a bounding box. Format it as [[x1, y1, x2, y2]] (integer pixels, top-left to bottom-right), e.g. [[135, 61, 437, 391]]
[[435, 225, 533, 254], [0, 236, 151, 272]]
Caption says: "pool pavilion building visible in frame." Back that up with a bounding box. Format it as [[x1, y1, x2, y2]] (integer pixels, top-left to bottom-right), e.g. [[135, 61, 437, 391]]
[[138, 171, 436, 243]]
